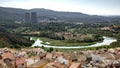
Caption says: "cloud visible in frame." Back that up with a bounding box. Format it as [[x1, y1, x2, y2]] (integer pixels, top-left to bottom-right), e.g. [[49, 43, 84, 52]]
[[0, 0, 120, 15]]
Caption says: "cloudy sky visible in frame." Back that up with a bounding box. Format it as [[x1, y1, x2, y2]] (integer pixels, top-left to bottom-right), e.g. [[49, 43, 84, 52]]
[[0, 0, 120, 15]]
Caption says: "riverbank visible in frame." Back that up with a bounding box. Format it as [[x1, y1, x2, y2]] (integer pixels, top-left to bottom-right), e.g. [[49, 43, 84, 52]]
[[31, 36, 117, 49], [37, 37, 98, 46]]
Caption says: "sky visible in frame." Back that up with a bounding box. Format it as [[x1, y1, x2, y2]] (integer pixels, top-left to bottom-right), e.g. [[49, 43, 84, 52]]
[[0, 0, 120, 15]]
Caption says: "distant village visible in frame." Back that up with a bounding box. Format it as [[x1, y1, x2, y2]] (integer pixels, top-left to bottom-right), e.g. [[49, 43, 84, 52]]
[[99, 25, 120, 31], [0, 47, 120, 68]]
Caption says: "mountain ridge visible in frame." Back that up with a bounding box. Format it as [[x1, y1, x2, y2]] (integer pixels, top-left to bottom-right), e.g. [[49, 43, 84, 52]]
[[0, 6, 120, 24]]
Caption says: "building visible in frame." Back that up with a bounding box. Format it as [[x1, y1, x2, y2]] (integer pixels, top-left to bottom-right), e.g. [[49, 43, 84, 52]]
[[24, 12, 37, 23], [11, 58, 27, 68], [69, 62, 81, 68], [24, 12, 30, 23], [31, 12, 37, 23], [0, 55, 6, 68]]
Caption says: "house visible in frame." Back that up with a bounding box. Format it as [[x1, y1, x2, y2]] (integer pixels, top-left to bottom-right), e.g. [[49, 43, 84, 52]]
[[0, 55, 6, 68], [32, 48, 46, 55], [27, 59, 47, 68], [39, 53, 46, 60], [69, 62, 81, 68], [46, 53, 53, 62], [115, 52, 120, 59], [68, 53, 78, 62], [3, 52, 14, 63], [105, 62, 120, 68], [26, 58, 38, 66], [91, 54, 105, 63], [18, 51, 27, 57], [77, 55, 86, 62], [45, 63, 56, 68], [11, 58, 27, 68], [113, 63, 120, 68], [99, 53, 116, 60], [52, 62, 64, 68], [53, 52, 64, 58], [47, 56, 70, 68], [56, 56, 69, 65], [108, 49, 115, 53]]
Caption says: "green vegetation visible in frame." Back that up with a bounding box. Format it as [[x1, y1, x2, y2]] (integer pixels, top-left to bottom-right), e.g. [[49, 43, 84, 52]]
[[0, 21, 120, 49], [1, 6, 120, 24], [0, 32, 33, 48], [39, 37, 97, 46], [1, 6, 120, 49], [34, 46, 54, 52]]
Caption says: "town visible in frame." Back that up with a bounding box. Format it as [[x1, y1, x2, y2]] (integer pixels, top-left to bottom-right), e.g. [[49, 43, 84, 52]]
[[0, 0, 120, 68], [0, 47, 120, 68]]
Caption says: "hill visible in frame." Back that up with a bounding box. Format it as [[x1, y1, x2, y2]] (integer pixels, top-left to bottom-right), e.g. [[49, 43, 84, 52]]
[[0, 6, 120, 24], [0, 32, 33, 48]]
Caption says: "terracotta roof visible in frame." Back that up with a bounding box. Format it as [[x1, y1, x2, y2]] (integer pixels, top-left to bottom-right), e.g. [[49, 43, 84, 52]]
[[78, 55, 86, 62], [0, 55, 2, 59], [11, 58, 26, 66], [99, 53, 115, 60], [3, 52, 14, 60], [70, 62, 81, 68], [53, 62, 64, 68], [46, 53, 53, 59], [117, 52, 120, 55]]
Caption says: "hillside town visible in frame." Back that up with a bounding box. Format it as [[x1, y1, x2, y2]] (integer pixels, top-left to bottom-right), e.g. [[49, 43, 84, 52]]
[[0, 47, 120, 68]]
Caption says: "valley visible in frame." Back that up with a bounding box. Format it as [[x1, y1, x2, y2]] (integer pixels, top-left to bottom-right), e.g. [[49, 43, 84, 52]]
[[0, 4, 120, 68]]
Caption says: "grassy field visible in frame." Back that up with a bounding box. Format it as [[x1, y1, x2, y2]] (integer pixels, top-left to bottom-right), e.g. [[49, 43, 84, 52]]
[[36, 37, 96, 46]]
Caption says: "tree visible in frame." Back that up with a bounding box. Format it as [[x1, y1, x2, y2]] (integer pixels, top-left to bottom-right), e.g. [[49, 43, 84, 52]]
[[41, 46, 45, 50], [49, 47, 54, 52]]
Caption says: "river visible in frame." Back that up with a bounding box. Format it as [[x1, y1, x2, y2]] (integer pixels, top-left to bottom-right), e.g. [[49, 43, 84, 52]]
[[31, 36, 117, 49]]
